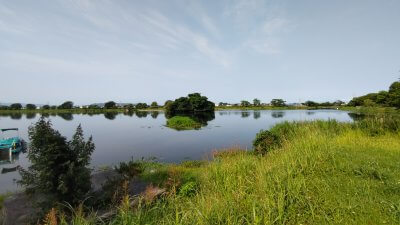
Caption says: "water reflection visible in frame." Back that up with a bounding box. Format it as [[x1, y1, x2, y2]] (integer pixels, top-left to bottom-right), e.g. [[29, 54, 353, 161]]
[[41, 113, 50, 118], [253, 111, 261, 119], [123, 111, 135, 117], [26, 113, 36, 119], [10, 114, 22, 120], [241, 111, 250, 118], [58, 113, 74, 121], [136, 111, 148, 118], [151, 111, 159, 119], [104, 112, 118, 120], [271, 111, 285, 118]]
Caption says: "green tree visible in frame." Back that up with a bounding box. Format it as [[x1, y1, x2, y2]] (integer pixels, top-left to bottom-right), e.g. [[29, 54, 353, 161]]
[[240, 100, 251, 107], [136, 103, 149, 109], [253, 98, 261, 107], [124, 104, 134, 111], [304, 101, 318, 107], [104, 101, 116, 109], [388, 81, 400, 108], [363, 99, 375, 107], [58, 101, 74, 109], [165, 93, 215, 115], [18, 118, 94, 207], [150, 101, 159, 108], [26, 104, 37, 110], [271, 99, 286, 107], [42, 105, 50, 110], [10, 103, 22, 110]]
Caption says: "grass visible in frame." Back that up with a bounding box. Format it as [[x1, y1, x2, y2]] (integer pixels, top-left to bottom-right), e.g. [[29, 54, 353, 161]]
[[0, 194, 6, 210], [166, 116, 202, 130], [45, 117, 400, 224]]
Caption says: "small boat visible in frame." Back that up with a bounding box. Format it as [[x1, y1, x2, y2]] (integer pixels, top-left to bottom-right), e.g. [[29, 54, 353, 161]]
[[0, 128, 23, 153]]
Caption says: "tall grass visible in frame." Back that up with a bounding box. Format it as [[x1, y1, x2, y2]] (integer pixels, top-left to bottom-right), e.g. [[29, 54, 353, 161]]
[[48, 118, 400, 224]]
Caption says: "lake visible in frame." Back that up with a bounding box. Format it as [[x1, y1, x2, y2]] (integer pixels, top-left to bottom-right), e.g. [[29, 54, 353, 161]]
[[0, 110, 353, 193]]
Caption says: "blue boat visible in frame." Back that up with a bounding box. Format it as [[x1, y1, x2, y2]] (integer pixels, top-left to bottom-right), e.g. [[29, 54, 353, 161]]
[[0, 128, 23, 153]]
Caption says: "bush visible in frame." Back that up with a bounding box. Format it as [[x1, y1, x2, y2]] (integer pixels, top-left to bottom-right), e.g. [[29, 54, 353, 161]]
[[165, 93, 214, 115], [10, 103, 22, 110], [252, 130, 280, 155], [26, 104, 37, 110], [42, 105, 50, 110], [58, 101, 73, 109], [116, 161, 144, 178], [18, 117, 95, 208], [136, 103, 148, 109], [104, 101, 116, 109], [166, 116, 202, 130]]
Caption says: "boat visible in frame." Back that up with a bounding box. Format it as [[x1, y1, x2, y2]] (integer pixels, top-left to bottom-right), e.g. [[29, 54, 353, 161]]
[[0, 128, 23, 153]]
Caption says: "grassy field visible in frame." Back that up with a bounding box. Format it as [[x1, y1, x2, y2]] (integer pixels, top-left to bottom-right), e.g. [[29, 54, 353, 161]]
[[46, 117, 400, 225]]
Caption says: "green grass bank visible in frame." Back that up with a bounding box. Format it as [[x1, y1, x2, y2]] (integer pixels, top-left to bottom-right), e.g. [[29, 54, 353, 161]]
[[45, 117, 400, 225], [166, 116, 202, 130]]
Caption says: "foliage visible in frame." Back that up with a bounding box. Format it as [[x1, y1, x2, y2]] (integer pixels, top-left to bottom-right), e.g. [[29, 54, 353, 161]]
[[150, 101, 159, 108], [10, 103, 22, 110], [42, 105, 50, 110], [348, 81, 400, 108], [18, 117, 95, 208], [252, 130, 280, 154], [58, 101, 74, 109], [388, 81, 400, 108], [104, 101, 116, 109], [253, 98, 261, 106], [115, 160, 144, 178], [26, 104, 37, 110], [165, 93, 215, 115], [304, 100, 318, 107], [135, 103, 149, 109], [270, 99, 286, 107], [240, 100, 251, 107], [166, 116, 202, 130]]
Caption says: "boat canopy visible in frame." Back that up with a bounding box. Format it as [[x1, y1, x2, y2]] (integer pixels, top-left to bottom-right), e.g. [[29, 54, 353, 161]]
[[1, 128, 18, 132]]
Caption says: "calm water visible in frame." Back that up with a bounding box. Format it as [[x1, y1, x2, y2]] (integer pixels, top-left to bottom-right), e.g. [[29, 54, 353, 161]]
[[0, 110, 353, 193]]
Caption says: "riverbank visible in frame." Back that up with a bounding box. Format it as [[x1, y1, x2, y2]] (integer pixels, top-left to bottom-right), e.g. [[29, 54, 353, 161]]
[[0, 106, 398, 115], [30, 118, 400, 224]]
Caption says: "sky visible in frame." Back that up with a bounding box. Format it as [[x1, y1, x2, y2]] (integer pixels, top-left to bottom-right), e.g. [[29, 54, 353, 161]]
[[1, 0, 399, 105]]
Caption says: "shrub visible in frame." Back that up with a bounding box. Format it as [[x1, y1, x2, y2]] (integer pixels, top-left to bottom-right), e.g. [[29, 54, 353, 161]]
[[104, 101, 116, 109], [58, 101, 74, 109], [26, 104, 37, 110], [18, 117, 95, 208], [252, 130, 280, 155], [165, 93, 215, 115], [116, 161, 144, 178], [166, 116, 202, 130], [10, 103, 22, 110]]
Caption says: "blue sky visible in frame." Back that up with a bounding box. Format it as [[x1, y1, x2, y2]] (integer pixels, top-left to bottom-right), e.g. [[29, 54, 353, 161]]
[[1, 0, 399, 105]]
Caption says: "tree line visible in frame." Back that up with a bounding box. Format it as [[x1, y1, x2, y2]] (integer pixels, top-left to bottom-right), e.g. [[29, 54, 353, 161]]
[[0, 101, 162, 110], [348, 81, 400, 108]]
